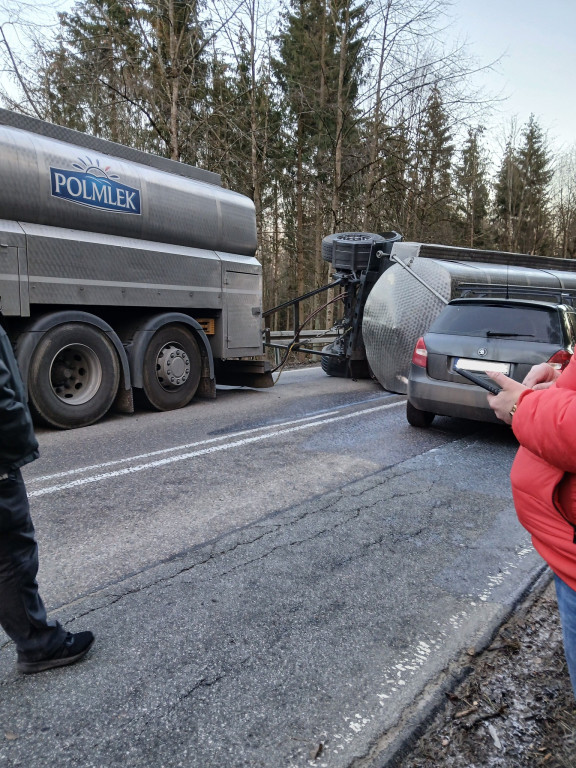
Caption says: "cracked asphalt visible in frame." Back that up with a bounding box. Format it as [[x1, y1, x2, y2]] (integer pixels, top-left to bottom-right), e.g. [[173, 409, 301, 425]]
[[0, 369, 546, 767]]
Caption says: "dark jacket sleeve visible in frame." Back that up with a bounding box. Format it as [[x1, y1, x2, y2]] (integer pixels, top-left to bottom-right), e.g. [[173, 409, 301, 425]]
[[0, 330, 39, 472]]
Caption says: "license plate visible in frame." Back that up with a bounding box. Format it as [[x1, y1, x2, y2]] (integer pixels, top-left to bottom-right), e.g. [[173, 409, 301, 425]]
[[454, 358, 510, 375]]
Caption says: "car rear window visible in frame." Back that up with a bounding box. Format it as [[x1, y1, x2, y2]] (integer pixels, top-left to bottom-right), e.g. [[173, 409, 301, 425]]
[[428, 303, 562, 344]]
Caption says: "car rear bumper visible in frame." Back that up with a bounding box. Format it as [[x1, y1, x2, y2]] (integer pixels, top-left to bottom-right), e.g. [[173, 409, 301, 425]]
[[407, 365, 502, 424]]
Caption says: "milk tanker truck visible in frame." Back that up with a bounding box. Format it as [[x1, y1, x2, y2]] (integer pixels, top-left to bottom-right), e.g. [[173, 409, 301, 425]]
[[0, 108, 271, 429]]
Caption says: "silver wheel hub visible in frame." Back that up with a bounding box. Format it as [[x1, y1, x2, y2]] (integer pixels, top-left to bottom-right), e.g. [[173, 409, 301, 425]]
[[156, 344, 191, 390], [50, 344, 103, 405]]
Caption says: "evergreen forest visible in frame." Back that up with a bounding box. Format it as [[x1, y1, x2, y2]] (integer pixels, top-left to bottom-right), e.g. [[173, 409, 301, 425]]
[[1, 0, 574, 329]]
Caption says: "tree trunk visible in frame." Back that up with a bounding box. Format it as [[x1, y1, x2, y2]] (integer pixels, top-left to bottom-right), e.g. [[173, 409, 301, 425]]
[[331, 3, 350, 232]]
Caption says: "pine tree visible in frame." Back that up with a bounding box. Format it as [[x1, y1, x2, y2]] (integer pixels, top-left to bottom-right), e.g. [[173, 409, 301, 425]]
[[360, 121, 410, 235], [145, 0, 209, 162], [38, 0, 143, 145], [494, 137, 521, 252], [36, 0, 210, 163], [273, 0, 367, 326], [408, 86, 455, 243], [494, 116, 553, 255], [454, 126, 490, 248], [515, 115, 554, 254], [211, 31, 285, 319], [273, 0, 326, 298], [552, 149, 576, 259]]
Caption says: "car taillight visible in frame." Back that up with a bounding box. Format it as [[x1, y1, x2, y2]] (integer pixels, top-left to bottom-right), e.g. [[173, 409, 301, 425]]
[[411, 337, 428, 368], [547, 350, 572, 370]]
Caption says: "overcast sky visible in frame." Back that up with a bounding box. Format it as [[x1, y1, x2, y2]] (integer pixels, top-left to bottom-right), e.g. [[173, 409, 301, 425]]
[[448, 0, 576, 152]]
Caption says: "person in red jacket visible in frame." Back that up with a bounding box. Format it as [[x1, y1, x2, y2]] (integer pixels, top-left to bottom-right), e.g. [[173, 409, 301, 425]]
[[487, 360, 576, 697]]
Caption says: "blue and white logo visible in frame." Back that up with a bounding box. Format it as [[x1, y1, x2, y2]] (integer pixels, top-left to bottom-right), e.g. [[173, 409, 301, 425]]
[[50, 157, 141, 215]]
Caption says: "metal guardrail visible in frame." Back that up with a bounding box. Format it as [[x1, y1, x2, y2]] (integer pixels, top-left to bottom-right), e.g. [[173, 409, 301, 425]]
[[267, 330, 338, 344], [265, 330, 339, 365]]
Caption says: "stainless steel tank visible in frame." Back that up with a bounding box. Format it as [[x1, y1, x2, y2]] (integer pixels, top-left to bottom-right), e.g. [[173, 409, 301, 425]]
[[0, 109, 257, 256], [363, 242, 576, 394]]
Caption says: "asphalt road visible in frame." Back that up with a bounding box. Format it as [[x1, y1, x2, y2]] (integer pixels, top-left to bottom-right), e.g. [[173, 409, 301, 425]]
[[0, 368, 545, 767]]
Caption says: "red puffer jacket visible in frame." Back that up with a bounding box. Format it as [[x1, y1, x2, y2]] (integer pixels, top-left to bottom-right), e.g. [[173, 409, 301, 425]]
[[511, 356, 576, 591]]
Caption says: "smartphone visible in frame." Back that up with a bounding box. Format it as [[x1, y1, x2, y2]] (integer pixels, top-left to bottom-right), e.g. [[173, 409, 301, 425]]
[[454, 367, 502, 395]]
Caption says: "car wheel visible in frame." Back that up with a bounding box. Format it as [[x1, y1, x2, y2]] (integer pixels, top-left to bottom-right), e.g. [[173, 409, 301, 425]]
[[406, 401, 435, 428]]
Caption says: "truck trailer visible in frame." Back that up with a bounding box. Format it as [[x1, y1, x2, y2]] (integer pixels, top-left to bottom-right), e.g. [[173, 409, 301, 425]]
[[267, 232, 576, 392], [0, 109, 271, 429], [362, 241, 576, 393]]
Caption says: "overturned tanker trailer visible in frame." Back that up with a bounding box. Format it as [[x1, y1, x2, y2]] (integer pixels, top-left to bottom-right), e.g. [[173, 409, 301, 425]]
[[264, 230, 403, 377], [363, 242, 576, 394], [266, 232, 576, 393]]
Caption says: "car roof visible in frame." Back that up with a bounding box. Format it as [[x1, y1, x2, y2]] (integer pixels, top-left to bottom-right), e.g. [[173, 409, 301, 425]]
[[448, 297, 571, 311]]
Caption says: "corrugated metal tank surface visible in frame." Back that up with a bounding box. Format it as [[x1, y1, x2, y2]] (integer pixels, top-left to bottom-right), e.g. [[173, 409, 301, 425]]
[[363, 243, 576, 394]]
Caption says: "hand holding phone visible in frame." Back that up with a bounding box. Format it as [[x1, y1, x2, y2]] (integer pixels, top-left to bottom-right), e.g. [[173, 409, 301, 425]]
[[455, 367, 502, 395]]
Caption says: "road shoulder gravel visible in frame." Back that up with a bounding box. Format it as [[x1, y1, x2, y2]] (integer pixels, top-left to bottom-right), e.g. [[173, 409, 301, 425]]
[[392, 573, 576, 768]]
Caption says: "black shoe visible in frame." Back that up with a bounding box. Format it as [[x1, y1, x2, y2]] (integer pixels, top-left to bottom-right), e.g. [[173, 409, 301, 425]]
[[17, 631, 95, 674]]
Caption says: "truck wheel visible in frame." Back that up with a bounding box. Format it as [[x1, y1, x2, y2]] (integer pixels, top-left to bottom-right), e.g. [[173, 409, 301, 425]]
[[321, 353, 349, 378], [321, 231, 379, 263], [406, 401, 435, 428], [320, 340, 349, 378], [28, 323, 121, 429], [139, 325, 201, 411]]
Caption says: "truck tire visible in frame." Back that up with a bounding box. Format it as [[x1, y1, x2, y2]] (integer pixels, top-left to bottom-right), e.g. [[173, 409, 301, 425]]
[[406, 401, 435, 428], [320, 340, 349, 378], [321, 231, 380, 263], [28, 323, 121, 429], [138, 325, 201, 411], [321, 354, 348, 378]]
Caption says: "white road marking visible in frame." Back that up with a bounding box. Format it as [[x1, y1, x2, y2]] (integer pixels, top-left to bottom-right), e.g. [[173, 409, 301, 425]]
[[29, 400, 403, 497], [31, 410, 344, 483]]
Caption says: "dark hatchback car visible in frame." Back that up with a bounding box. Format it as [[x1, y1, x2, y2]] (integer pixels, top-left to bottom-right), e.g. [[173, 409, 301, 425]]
[[407, 297, 576, 427]]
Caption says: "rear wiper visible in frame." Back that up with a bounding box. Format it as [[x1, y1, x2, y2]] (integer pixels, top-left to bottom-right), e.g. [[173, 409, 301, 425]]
[[486, 332, 535, 337]]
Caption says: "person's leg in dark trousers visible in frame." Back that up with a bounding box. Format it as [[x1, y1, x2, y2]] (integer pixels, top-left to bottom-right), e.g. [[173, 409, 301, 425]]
[[0, 469, 66, 660]]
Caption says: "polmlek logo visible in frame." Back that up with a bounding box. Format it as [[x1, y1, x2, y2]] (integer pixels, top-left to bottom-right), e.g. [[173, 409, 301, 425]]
[[50, 157, 141, 214]]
